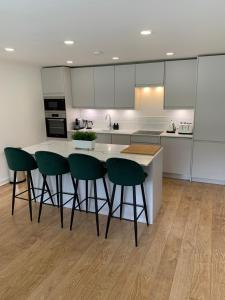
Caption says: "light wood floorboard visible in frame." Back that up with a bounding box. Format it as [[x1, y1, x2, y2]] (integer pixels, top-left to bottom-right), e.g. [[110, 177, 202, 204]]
[[0, 179, 224, 299]]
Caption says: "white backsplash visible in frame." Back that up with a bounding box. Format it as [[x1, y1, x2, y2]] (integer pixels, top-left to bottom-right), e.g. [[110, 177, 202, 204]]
[[67, 87, 194, 131]]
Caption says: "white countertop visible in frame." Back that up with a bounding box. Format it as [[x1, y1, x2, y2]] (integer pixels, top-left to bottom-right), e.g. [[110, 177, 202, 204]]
[[68, 128, 135, 135], [160, 132, 193, 138], [68, 128, 193, 139], [23, 141, 161, 167]]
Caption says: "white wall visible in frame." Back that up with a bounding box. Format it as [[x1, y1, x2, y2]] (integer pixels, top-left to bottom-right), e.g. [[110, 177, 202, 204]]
[[0, 60, 45, 185], [68, 87, 194, 130]]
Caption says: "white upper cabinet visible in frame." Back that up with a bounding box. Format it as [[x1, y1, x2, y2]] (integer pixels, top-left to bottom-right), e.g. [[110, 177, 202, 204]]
[[41, 67, 66, 96], [135, 62, 164, 86], [194, 55, 225, 142], [115, 65, 135, 108], [71, 67, 95, 108], [164, 59, 197, 109], [94, 66, 115, 108]]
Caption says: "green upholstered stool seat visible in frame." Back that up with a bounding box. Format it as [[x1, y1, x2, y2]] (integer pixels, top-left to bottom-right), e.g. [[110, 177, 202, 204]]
[[35, 151, 69, 176], [4, 147, 37, 171], [106, 157, 147, 186], [68, 153, 110, 236], [4, 147, 38, 221], [105, 157, 149, 247], [35, 151, 71, 228]]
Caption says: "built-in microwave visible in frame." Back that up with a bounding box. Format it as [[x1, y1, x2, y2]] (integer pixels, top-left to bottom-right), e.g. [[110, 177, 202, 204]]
[[44, 98, 66, 111]]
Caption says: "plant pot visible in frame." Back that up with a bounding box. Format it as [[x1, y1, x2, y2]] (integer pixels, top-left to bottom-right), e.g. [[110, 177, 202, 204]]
[[73, 139, 96, 150]]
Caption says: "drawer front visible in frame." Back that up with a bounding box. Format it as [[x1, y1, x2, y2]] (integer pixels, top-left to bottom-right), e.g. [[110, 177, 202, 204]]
[[131, 135, 160, 144], [96, 133, 112, 144], [111, 134, 131, 145]]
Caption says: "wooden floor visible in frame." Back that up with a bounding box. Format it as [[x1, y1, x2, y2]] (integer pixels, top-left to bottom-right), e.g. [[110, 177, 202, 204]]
[[0, 179, 225, 300]]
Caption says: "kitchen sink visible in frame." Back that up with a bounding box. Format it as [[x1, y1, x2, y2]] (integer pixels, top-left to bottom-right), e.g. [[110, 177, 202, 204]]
[[133, 130, 163, 136]]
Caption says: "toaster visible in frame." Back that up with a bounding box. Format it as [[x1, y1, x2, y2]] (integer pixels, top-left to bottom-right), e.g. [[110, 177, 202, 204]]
[[178, 122, 193, 134]]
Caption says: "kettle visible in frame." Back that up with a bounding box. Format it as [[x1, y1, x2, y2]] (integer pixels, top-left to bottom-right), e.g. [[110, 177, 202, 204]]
[[74, 118, 85, 130], [167, 120, 176, 133], [86, 120, 93, 129]]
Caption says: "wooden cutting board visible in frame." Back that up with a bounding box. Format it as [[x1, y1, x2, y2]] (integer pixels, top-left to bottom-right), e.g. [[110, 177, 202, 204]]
[[121, 144, 161, 155]]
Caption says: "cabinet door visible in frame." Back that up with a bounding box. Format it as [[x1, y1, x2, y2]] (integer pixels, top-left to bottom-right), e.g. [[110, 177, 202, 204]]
[[71, 68, 94, 108], [131, 135, 160, 144], [115, 65, 135, 108], [111, 134, 131, 145], [161, 137, 192, 178], [41, 67, 65, 96], [94, 66, 115, 108], [194, 55, 225, 142], [164, 60, 197, 109], [96, 133, 112, 144], [192, 141, 225, 183], [135, 62, 164, 86]]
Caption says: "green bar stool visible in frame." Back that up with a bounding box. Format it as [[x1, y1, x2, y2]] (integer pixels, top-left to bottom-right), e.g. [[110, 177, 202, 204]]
[[68, 153, 110, 236], [105, 158, 149, 247], [4, 147, 38, 221], [35, 151, 71, 228]]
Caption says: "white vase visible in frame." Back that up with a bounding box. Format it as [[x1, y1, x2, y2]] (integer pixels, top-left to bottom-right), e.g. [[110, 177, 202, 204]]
[[73, 140, 96, 150]]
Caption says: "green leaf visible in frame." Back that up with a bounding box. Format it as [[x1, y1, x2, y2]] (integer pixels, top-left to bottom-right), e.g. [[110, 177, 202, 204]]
[[71, 131, 97, 141]]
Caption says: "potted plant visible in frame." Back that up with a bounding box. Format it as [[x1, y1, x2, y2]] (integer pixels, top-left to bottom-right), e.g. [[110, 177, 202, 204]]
[[71, 131, 97, 150]]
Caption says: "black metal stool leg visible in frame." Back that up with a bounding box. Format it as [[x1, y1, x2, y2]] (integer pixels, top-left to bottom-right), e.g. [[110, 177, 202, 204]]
[[28, 171, 36, 202], [45, 180, 55, 206], [27, 171, 33, 221], [141, 184, 149, 226], [85, 180, 88, 213], [59, 175, 63, 228], [93, 180, 99, 236], [71, 176, 81, 211], [133, 186, 138, 247], [70, 179, 79, 230], [105, 184, 116, 239], [56, 175, 59, 208], [38, 175, 46, 222], [120, 186, 124, 220], [12, 171, 17, 215], [102, 177, 111, 209]]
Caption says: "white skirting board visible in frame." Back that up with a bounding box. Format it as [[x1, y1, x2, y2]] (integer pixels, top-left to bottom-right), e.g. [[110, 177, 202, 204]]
[[163, 172, 191, 181], [0, 177, 9, 186], [191, 177, 225, 185]]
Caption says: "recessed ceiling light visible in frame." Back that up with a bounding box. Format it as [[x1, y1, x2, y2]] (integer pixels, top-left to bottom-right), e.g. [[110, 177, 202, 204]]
[[5, 47, 15, 52], [166, 52, 174, 56], [140, 30, 152, 36], [64, 40, 74, 45], [66, 60, 73, 64], [112, 57, 119, 60], [93, 50, 103, 55]]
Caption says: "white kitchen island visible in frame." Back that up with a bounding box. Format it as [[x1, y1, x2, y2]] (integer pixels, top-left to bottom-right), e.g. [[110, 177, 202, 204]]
[[23, 141, 163, 224]]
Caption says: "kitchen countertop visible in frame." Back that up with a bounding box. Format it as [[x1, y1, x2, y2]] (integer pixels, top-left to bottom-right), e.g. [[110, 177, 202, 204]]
[[68, 128, 193, 139], [68, 128, 135, 135], [23, 140, 162, 167], [160, 132, 193, 138]]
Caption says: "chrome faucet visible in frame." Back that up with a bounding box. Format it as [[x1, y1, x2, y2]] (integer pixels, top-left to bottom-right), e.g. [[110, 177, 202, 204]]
[[105, 113, 112, 130]]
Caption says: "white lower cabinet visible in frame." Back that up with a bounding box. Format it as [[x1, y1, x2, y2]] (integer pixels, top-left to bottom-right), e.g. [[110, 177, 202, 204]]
[[161, 137, 192, 179], [192, 141, 225, 184], [131, 135, 160, 144], [96, 133, 112, 144], [111, 134, 131, 145]]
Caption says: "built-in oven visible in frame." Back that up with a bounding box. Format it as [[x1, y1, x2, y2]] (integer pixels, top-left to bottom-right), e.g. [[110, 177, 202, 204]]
[[44, 98, 66, 111], [45, 111, 67, 138]]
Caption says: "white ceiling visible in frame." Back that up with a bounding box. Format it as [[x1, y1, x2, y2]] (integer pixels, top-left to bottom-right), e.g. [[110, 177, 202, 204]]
[[0, 0, 225, 67]]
